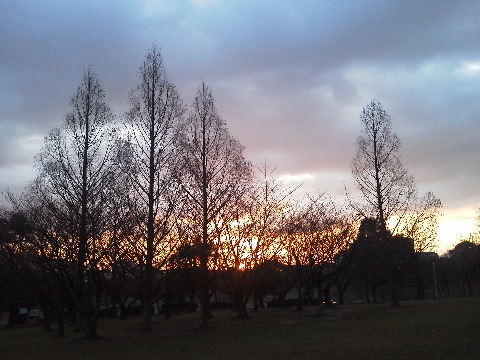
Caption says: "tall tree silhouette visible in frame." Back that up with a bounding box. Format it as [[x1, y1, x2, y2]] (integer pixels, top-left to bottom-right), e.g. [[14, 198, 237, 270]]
[[125, 44, 185, 331], [351, 101, 421, 307], [351, 101, 416, 237], [36, 68, 115, 338], [175, 82, 252, 327]]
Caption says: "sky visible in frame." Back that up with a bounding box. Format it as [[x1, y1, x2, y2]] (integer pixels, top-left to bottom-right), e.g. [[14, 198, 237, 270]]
[[1, 0, 479, 252]]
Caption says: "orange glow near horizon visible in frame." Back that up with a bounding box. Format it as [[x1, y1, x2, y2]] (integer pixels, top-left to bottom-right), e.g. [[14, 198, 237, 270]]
[[437, 209, 478, 254]]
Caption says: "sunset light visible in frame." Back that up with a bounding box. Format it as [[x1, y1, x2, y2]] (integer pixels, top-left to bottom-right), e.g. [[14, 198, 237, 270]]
[[1, 2, 479, 355]]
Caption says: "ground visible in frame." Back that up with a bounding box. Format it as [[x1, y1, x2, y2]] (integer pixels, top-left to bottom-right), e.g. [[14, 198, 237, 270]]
[[1, 297, 479, 359]]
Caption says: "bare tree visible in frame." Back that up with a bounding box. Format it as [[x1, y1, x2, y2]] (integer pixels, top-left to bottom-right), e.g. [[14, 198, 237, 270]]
[[0, 204, 57, 330], [214, 194, 254, 318], [6, 180, 77, 334], [35, 68, 115, 338], [351, 101, 420, 307], [304, 195, 356, 306], [181, 163, 296, 318], [124, 44, 185, 331], [175, 82, 252, 327], [283, 194, 355, 310], [351, 101, 416, 236], [214, 162, 298, 315], [100, 138, 142, 319], [351, 101, 444, 303], [250, 163, 300, 265], [393, 191, 443, 253]]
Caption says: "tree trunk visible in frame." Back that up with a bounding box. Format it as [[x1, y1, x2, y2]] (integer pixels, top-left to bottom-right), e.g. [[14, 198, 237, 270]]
[[415, 256, 425, 300], [466, 276, 474, 297], [338, 287, 345, 305], [391, 269, 400, 307], [200, 94, 211, 329], [7, 306, 17, 327], [84, 318, 100, 339], [296, 287, 303, 311], [75, 311, 85, 332], [142, 84, 156, 332], [364, 276, 371, 303], [164, 296, 172, 319], [57, 306, 65, 337], [277, 292, 287, 309], [391, 285, 400, 307], [295, 259, 303, 311], [253, 293, 264, 311], [443, 275, 450, 298], [43, 308, 52, 332], [200, 282, 212, 328], [119, 303, 127, 320], [372, 284, 378, 303], [236, 298, 249, 319], [323, 287, 332, 306]]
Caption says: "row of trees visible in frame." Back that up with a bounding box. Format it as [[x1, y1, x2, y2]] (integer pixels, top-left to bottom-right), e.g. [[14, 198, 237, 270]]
[[0, 45, 445, 338]]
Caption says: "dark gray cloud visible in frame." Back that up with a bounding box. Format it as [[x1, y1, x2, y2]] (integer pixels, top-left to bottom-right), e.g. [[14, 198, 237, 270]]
[[1, 0, 479, 250]]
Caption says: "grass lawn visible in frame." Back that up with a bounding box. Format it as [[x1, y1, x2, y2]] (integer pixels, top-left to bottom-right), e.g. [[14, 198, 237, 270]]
[[1, 297, 479, 359]]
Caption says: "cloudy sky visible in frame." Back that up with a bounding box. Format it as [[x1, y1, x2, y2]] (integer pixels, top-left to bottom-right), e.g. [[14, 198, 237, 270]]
[[1, 0, 479, 252]]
